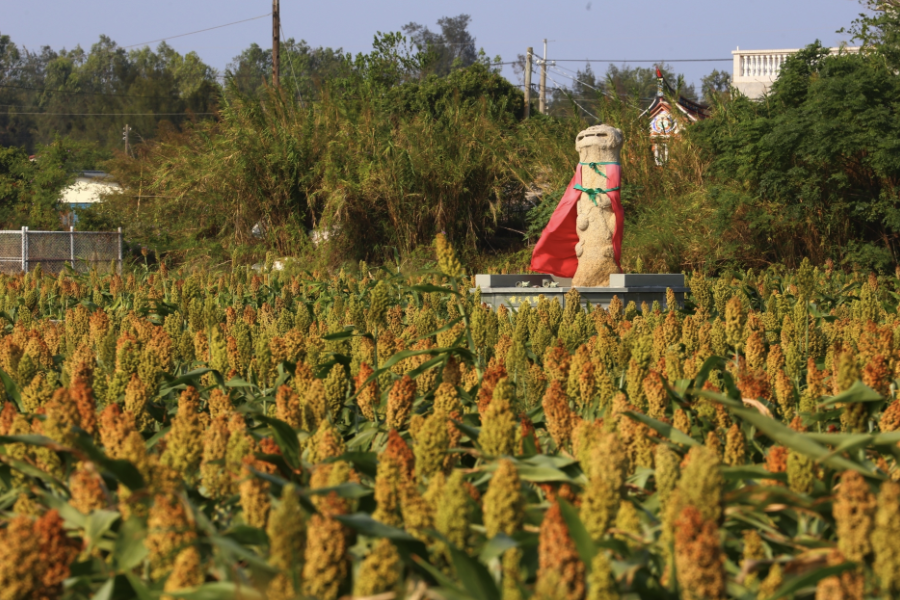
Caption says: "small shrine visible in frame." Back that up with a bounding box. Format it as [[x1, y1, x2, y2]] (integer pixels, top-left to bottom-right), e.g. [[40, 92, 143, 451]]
[[642, 68, 709, 164]]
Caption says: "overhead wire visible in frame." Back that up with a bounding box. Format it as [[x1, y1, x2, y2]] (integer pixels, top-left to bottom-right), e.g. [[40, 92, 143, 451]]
[[548, 57, 731, 63], [547, 64, 644, 111], [281, 24, 304, 106], [543, 72, 600, 121], [120, 13, 272, 49], [0, 82, 219, 98], [3, 112, 215, 116]]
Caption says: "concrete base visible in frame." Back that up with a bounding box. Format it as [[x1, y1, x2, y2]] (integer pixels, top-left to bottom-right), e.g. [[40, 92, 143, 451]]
[[473, 273, 688, 310]]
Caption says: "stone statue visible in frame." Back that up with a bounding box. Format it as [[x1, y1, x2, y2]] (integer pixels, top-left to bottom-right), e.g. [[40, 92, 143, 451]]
[[530, 124, 625, 287], [572, 124, 624, 287]]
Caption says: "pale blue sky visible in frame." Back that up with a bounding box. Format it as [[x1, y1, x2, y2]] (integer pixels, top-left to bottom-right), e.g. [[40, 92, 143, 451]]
[[4, 0, 867, 87]]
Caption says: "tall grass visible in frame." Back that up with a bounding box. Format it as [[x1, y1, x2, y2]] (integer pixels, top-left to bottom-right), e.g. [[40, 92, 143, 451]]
[[100, 62, 726, 274]]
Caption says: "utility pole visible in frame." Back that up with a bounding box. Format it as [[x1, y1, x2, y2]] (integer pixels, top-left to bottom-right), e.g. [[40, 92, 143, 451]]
[[524, 47, 532, 119], [272, 0, 280, 86], [122, 124, 131, 156]]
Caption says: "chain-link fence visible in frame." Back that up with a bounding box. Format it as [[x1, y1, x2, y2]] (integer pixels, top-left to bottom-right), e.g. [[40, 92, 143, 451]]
[[0, 228, 122, 274]]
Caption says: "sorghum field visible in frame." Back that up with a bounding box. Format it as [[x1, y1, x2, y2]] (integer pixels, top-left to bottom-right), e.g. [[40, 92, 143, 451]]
[[2, 235, 900, 600]]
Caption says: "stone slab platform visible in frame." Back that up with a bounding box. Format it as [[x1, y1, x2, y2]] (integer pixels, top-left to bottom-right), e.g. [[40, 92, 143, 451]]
[[473, 273, 688, 310]]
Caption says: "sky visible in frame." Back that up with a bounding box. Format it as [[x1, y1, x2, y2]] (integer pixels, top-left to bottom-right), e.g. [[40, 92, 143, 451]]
[[4, 0, 867, 88]]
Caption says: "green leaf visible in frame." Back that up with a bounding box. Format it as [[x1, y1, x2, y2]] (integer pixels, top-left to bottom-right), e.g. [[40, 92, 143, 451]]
[[695, 388, 743, 409], [159, 368, 215, 392], [335, 513, 417, 541], [144, 426, 170, 449], [479, 533, 518, 563], [209, 534, 278, 573], [442, 536, 500, 600], [558, 498, 597, 567], [622, 411, 699, 447], [816, 435, 878, 464], [408, 283, 455, 294], [90, 578, 115, 600], [380, 345, 474, 372], [817, 380, 883, 407], [328, 451, 377, 478], [806, 431, 900, 447], [3, 456, 67, 487], [85, 509, 121, 551], [407, 353, 445, 379], [38, 490, 87, 528], [336, 513, 430, 572], [413, 316, 463, 344], [761, 562, 857, 600], [520, 454, 577, 469], [0, 433, 57, 447], [254, 415, 301, 470], [113, 517, 148, 572], [0, 367, 22, 412], [224, 377, 257, 388], [691, 356, 728, 396], [452, 419, 481, 443], [72, 432, 146, 490], [628, 466, 655, 489], [223, 524, 268, 546], [727, 405, 879, 477], [411, 554, 473, 600], [166, 582, 263, 600], [722, 465, 788, 483], [323, 326, 359, 341], [491, 461, 574, 483], [123, 573, 154, 600], [345, 427, 379, 450], [306, 482, 372, 499]]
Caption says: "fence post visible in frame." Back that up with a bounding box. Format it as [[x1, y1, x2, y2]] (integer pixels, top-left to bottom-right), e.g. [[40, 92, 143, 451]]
[[21, 226, 27, 273], [117, 227, 122, 275], [70, 226, 75, 271]]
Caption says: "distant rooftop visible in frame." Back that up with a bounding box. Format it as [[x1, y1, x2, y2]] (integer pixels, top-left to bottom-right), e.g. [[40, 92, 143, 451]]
[[732, 46, 860, 99], [60, 171, 120, 205], [80, 170, 114, 179]]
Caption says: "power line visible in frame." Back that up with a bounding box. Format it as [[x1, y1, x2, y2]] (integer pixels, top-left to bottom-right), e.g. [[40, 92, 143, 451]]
[[121, 13, 272, 49], [543, 72, 599, 121], [548, 58, 732, 63], [0, 82, 216, 98], [281, 24, 303, 105], [548, 65, 643, 110], [2, 112, 215, 116]]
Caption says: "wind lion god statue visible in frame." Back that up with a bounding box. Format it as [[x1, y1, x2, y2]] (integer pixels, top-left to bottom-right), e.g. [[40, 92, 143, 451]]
[[530, 124, 624, 287]]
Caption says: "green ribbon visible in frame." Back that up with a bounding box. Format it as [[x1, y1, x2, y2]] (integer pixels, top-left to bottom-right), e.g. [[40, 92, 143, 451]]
[[574, 183, 620, 206], [580, 161, 620, 178], [575, 162, 620, 206]]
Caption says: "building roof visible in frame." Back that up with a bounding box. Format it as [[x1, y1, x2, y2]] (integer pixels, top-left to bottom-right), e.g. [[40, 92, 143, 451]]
[[640, 68, 709, 127], [59, 171, 120, 205]]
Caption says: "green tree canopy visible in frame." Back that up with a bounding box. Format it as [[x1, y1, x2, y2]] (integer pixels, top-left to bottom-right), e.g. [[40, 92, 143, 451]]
[[693, 41, 900, 270], [0, 33, 220, 151]]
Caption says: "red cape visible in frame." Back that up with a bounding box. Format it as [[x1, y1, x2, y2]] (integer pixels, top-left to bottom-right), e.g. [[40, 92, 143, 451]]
[[530, 163, 623, 278]]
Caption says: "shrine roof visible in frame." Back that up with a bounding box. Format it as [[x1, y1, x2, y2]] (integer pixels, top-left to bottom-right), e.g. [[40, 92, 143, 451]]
[[640, 70, 710, 122]]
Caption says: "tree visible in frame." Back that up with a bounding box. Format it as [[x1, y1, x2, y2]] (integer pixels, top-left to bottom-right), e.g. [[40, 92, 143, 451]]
[[692, 42, 900, 270], [0, 33, 220, 151], [225, 39, 344, 100], [700, 69, 731, 105], [0, 137, 109, 229], [543, 62, 697, 121], [402, 14, 479, 76], [845, 0, 900, 66]]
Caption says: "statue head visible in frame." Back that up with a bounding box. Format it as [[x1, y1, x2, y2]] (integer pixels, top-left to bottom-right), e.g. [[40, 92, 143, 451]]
[[575, 124, 624, 163]]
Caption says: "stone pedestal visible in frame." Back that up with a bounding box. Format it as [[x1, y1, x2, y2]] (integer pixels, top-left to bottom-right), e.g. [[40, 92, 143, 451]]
[[473, 273, 688, 310]]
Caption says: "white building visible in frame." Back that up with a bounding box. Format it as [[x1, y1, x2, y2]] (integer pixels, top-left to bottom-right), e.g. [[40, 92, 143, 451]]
[[731, 46, 859, 99], [59, 171, 119, 226]]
